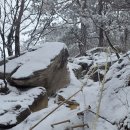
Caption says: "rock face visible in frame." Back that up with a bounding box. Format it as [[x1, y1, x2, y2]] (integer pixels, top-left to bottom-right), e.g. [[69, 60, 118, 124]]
[[0, 42, 70, 95], [29, 89, 48, 112]]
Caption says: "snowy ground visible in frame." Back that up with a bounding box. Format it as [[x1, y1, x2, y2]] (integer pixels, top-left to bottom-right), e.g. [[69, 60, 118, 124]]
[[0, 84, 46, 128], [0, 48, 128, 130], [9, 50, 123, 130]]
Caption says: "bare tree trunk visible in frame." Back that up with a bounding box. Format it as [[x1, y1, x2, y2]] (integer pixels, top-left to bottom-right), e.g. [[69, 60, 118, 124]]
[[98, 24, 104, 47], [15, 0, 25, 57], [7, 28, 14, 56], [0, 32, 8, 91], [2, 36, 8, 91], [0, 1, 8, 93], [124, 28, 128, 52], [98, 0, 104, 47], [15, 25, 20, 57], [79, 0, 87, 56], [7, 0, 19, 56], [79, 22, 87, 55]]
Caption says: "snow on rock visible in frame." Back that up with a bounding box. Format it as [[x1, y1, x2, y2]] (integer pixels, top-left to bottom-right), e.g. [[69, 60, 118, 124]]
[[0, 42, 70, 95], [73, 48, 118, 70], [71, 48, 118, 82], [99, 56, 130, 129], [12, 42, 67, 78], [0, 85, 47, 129], [0, 42, 67, 78]]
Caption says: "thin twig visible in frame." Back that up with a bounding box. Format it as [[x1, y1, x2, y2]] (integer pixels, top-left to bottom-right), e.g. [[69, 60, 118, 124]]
[[88, 109, 114, 125]]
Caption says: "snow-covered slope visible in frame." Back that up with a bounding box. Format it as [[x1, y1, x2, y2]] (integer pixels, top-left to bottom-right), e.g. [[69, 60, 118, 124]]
[[100, 56, 130, 129], [1, 48, 129, 130], [9, 50, 119, 130]]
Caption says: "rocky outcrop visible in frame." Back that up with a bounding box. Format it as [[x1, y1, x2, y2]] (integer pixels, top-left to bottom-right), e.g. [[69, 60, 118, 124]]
[[11, 48, 69, 95], [0, 42, 70, 95], [0, 86, 48, 129], [99, 56, 130, 130], [71, 47, 118, 81]]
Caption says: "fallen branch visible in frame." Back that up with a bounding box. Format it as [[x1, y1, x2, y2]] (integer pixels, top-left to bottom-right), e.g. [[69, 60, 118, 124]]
[[51, 120, 70, 128], [71, 124, 89, 129]]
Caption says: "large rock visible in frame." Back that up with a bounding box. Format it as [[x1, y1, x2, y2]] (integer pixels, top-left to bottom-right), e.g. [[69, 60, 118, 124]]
[[99, 56, 130, 130], [0, 86, 47, 129], [0, 42, 70, 95]]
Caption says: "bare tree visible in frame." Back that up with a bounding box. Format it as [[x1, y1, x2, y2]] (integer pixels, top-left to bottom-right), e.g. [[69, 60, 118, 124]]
[[0, 0, 23, 57], [0, 1, 9, 93], [7, 0, 19, 56], [15, 0, 25, 57]]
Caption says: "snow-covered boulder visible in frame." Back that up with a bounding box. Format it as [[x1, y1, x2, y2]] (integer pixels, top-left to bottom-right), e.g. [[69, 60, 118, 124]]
[[71, 49, 118, 80], [0, 86, 47, 129], [0, 42, 70, 95], [100, 56, 130, 129]]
